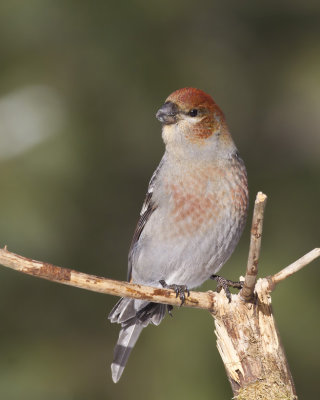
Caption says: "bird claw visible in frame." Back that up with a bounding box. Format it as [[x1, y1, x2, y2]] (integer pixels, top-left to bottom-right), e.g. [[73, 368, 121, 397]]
[[159, 280, 190, 306], [210, 275, 244, 303]]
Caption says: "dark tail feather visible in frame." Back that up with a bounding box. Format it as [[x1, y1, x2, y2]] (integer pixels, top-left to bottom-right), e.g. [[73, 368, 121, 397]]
[[108, 298, 166, 383], [111, 323, 144, 383]]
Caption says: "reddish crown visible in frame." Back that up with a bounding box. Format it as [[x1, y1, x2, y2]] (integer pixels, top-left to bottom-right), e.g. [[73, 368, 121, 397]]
[[166, 87, 224, 118]]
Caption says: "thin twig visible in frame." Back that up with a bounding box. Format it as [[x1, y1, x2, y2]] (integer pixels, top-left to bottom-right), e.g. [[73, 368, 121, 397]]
[[240, 192, 267, 302], [0, 247, 215, 311], [267, 248, 320, 290]]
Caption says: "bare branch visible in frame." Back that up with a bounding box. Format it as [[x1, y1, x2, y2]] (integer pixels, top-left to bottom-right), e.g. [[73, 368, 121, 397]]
[[240, 191, 267, 302], [1, 191, 318, 399], [267, 248, 320, 290], [0, 247, 215, 311], [214, 278, 297, 399]]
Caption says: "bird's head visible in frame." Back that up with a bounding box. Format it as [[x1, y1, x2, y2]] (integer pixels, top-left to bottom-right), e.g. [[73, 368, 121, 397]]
[[156, 87, 235, 161]]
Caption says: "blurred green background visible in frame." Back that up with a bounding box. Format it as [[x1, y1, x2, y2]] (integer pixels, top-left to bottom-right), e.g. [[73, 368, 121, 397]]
[[0, 1, 319, 399]]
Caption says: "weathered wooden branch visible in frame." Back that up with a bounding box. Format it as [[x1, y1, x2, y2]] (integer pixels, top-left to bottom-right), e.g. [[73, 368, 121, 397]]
[[0, 246, 317, 308], [214, 278, 297, 399], [0, 192, 319, 399], [240, 191, 267, 301], [268, 247, 320, 288], [0, 246, 215, 310]]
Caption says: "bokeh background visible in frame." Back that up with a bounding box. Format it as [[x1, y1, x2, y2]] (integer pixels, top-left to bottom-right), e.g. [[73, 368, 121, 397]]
[[0, 1, 319, 399]]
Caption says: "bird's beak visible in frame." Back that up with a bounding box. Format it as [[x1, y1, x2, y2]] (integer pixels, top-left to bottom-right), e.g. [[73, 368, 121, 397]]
[[156, 101, 178, 125]]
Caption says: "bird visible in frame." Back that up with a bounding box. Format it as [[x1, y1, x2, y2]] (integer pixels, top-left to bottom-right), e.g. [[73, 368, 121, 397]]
[[108, 87, 249, 383]]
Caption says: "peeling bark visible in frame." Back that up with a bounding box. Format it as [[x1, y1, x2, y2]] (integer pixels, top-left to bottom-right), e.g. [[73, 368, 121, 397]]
[[0, 191, 319, 399], [214, 279, 297, 399]]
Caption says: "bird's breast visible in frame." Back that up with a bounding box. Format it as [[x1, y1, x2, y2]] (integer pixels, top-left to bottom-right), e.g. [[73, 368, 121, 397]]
[[155, 160, 248, 241]]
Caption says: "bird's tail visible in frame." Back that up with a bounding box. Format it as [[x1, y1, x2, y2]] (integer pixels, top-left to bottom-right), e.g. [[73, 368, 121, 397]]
[[108, 298, 166, 383]]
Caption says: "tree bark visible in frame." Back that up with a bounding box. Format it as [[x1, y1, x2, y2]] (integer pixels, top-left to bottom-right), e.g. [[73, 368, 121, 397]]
[[214, 279, 297, 399], [0, 193, 319, 399]]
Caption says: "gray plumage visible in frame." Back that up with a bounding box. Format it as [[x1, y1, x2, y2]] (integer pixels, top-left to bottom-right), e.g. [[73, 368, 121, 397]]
[[108, 88, 248, 383], [109, 298, 166, 383]]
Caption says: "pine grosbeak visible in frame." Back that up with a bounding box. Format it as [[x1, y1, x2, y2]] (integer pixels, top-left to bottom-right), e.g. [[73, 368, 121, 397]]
[[108, 87, 248, 382]]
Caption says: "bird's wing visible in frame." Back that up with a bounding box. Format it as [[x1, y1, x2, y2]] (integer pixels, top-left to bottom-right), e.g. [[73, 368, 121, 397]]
[[127, 157, 165, 281]]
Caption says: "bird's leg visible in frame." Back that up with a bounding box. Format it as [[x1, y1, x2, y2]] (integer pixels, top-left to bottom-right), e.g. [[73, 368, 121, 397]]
[[159, 280, 190, 306], [210, 275, 244, 303]]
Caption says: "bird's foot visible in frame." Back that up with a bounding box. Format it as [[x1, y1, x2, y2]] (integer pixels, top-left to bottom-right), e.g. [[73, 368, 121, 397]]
[[210, 275, 244, 303], [159, 280, 190, 306]]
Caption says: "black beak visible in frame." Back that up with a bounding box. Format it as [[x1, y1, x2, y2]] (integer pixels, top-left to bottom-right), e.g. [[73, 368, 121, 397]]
[[156, 101, 178, 125]]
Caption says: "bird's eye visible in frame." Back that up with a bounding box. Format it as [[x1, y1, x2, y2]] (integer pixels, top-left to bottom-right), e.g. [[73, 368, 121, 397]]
[[188, 109, 198, 117]]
